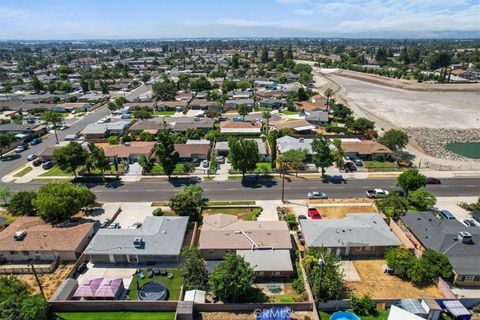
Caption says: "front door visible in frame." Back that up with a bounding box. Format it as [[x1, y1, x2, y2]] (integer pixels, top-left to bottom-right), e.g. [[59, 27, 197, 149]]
[[336, 248, 341, 257], [128, 255, 138, 263]]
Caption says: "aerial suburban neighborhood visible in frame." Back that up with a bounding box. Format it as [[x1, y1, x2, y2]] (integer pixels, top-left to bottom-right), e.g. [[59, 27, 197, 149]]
[[0, 2, 480, 320]]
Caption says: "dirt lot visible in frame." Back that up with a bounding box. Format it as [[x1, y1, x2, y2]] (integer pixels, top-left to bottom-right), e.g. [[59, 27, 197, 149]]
[[198, 311, 314, 320], [313, 204, 378, 220], [18, 263, 74, 299], [328, 73, 480, 130], [344, 259, 444, 299]]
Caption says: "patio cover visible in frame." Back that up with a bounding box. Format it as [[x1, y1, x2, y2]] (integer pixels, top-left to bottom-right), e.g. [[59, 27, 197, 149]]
[[94, 278, 123, 298], [256, 307, 291, 320], [442, 300, 471, 320], [73, 278, 103, 298]]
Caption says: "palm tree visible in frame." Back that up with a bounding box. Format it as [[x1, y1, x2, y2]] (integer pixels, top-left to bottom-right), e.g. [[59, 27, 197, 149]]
[[324, 88, 334, 112], [262, 111, 272, 131], [331, 138, 345, 169], [43, 111, 63, 144]]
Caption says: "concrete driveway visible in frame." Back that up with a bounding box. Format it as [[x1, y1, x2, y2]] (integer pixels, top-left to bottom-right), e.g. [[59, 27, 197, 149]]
[[435, 197, 479, 220], [105, 202, 156, 229]]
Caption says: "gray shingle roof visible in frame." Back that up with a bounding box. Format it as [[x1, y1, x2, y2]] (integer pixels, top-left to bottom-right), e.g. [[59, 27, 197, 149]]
[[301, 213, 400, 248], [237, 249, 293, 272], [401, 212, 480, 276], [85, 216, 188, 256]]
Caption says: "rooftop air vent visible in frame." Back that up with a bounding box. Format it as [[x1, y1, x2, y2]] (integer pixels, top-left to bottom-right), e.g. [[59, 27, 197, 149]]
[[133, 237, 144, 248], [13, 231, 27, 241], [458, 231, 473, 244]]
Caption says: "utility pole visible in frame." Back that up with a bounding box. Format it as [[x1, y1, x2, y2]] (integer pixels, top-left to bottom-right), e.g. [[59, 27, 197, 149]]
[[29, 261, 46, 299], [280, 158, 286, 203]]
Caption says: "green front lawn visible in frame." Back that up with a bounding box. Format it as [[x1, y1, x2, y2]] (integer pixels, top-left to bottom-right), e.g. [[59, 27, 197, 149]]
[[39, 166, 72, 176], [319, 310, 389, 320], [13, 166, 32, 177], [255, 162, 272, 172], [151, 163, 187, 175], [55, 312, 175, 320], [280, 110, 298, 115], [203, 207, 262, 221], [89, 164, 125, 174], [128, 268, 182, 301], [363, 160, 402, 172], [153, 111, 176, 116]]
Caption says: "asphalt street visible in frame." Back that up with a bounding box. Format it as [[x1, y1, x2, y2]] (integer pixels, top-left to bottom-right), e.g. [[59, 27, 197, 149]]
[[0, 105, 110, 178], [5, 177, 479, 202]]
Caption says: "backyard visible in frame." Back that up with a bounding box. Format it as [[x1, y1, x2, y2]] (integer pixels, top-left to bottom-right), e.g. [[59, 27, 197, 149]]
[[55, 312, 175, 320], [127, 268, 182, 301], [201, 207, 262, 221], [319, 310, 389, 320]]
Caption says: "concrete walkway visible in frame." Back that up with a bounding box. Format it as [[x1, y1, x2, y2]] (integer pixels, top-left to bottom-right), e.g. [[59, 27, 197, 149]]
[[255, 200, 281, 221]]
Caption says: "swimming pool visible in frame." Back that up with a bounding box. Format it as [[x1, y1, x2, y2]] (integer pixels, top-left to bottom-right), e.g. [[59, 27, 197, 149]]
[[330, 311, 361, 320], [138, 281, 168, 301]]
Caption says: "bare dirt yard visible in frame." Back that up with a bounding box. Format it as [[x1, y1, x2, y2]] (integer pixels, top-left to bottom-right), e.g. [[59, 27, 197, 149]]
[[344, 259, 444, 299], [313, 203, 378, 220], [18, 263, 74, 299]]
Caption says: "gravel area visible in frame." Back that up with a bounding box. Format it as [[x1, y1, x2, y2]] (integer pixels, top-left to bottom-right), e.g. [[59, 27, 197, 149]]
[[408, 128, 480, 163]]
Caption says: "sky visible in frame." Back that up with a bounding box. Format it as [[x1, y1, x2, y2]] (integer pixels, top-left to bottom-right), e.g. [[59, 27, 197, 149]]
[[0, 0, 479, 39]]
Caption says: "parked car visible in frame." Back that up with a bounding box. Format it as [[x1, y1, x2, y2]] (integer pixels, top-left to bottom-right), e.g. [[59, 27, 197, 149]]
[[59, 125, 68, 131], [307, 191, 328, 199], [14, 145, 26, 153], [297, 230, 305, 245], [426, 177, 442, 184], [30, 138, 42, 145], [345, 162, 357, 172], [32, 158, 43, 167], [131, 222, 143, 229], [100, 219, 110, 228], [353, 158, 363, 166], [201, 160, 209, 168], [1, 154, 21, 161], [461, 219, 478, 227], [107, 222, 120, 229], [26, 154, 37, 161], [192, 159, 200, 167], [121, 113, 132, 119], [297, 215, 307, 221], [439, 210, 456, 220], [217, 156, 225, 164], [366, 189, 389, 198], [42, 161, 53, 170], [308, 208, 321, 220]]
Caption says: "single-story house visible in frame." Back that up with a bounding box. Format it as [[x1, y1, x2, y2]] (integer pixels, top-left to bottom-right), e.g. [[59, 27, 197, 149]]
[[157, 101, 187, 111], [174, 142, 211, 161], [188, 99, 216, 110], [54, 103, 90, 112], [220, 121, 262, 134], [102, 141, 156, 163], [81, 121, 130, 140], [300, 213, 400, 257], [297, 102, 328, 113], [401, 212, 480, 286], [340, 138, 392, 160], [310, 94, 327, 104], [78, 93, 109, 103], [85, 216, 189, 265], [237, 249, 294, 278], [224, 99, 255, 110], [0, 122, 44, 135], [276, 136, 314, 157], [199, 214, 292, 260], [214, 139, 269, 161], [0, 217, 94, 263], [259, 99, 286, 109]]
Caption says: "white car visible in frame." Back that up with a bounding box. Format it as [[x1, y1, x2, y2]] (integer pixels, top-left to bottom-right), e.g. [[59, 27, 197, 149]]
[[201, 160, 209, 168], [59, 125, 69, 130], [14, 146, 26, 153], [307, 191, 328, 199], [461, 219, 480, 227], [366, 189, 389, 198], [26, 154, 37, 161]]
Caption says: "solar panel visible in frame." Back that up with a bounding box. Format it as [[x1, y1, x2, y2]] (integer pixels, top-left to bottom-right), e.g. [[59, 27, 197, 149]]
[[401, 299, 427, 315]]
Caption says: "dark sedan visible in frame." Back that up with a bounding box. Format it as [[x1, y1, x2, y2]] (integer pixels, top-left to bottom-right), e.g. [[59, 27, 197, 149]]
[[426, 177, 441, 184]]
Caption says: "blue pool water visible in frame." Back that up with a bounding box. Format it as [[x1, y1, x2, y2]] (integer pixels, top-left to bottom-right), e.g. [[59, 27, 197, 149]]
[[330, 311, 361, 320]]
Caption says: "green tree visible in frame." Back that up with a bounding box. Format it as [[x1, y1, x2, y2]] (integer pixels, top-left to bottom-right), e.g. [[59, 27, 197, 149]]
[[385, 247, 416, 278], [86, 143, 111, 176], [237, 104, 250, 121], [88, 78, 95, 91], [99, 80, 108, 94], [133, 108, 153, 120], [108, 136, 119, 145], [351, 117, 375, 135], [236, 80, 251, 91], [155, 131, 180, 179], [262, 110, 271, 130], [286, 44, 294, 60], [209, 253, 255, 302], [138, 154, 154, 173], [397, 168, 426, 195], [80, 79, 89, 93], [331, 138, 345, 168], [331, 103, 353, 121], [31, 75, 44, 94], [275, 47, 285, 64], [181, 246, 209, 291], [228, 139, 260, 176], [0, 133, 15, 158], [281, 149, 306, 177], [33, 182, 96, 223], [261, 47, 269, 63], [302, 247, 343, 302], [222, 80, 236, 94], [409, 189, 436, 211], [379, 193, 408, 219], [0, 187, 13, 205], [152, 80, 177, 101], [311, 136, 334, 176], [351, 294, 376, 316], [324, 88, 334, 108], [169, 185, 204, 220], [7, 191, 37, 216], [43, 111, 63, 144], [190, 77, 211, 91], [53, 142, 88, 177], [378, 129, 409, 158]]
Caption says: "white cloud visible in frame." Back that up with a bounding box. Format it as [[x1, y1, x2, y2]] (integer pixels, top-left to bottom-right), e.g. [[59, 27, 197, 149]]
[[216, 19, 266, 27], [293, 8, 314, 15], [0, 6, 34, 20]]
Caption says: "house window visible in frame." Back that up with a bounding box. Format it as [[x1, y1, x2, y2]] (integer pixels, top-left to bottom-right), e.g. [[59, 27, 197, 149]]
[[365, 246, 374, 251], [463, 276, 475, 282], [256, 271, 264, 277], [208, 250, 213, 254], [22, 251, 29, 256], [272, 271, 281, 276], [10, 251, 17, 255], [355, 246, 363, 250]]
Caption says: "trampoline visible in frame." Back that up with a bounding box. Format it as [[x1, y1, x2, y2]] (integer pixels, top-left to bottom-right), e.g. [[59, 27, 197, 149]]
[[138, 281, 168, 301]]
